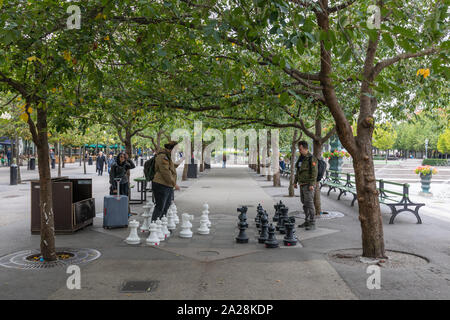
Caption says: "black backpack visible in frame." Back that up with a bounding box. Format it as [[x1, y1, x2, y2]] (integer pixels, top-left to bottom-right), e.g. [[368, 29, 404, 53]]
[[309, 156, 327, 182], [144, 156, 156, 181]]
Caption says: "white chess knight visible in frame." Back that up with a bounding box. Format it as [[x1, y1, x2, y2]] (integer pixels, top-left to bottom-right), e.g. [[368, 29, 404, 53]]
[[179, 213, 194, 238], [161, 215, 170, 239], [202, 203, 211, 227], [146, 222, 160, 246], [125, 220, 141, 245], [197, 214, 210, 235], [156, 218, 165, 241], [167, 207, 176, 231], [140, 204, 153, 232]]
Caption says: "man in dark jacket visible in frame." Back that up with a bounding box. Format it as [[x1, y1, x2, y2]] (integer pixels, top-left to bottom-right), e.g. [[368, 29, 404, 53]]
[[109, 152, 135, 196], [294, 141, 318, 230], [96, 151, 107, 176]]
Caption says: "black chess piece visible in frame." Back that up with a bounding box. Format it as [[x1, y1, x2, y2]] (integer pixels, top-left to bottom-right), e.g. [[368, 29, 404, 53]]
[[276, 207, 289, 234], [255, 206, 264, 228], [258, 212, 269, 243], [273, 200, 284, 222], [236, 217, 249, 244], [265, 224, 279, 248], [283, 217, 298, 246], [255, 204, 263, 222], [237, 206, 248, 229]]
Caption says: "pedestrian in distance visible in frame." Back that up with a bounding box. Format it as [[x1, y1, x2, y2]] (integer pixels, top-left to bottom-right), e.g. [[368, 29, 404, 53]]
[[293, 141, 318, 230], [222, 153, 227, 168], [96, 151, 107, 176], [107, 153, 115, 174], [151, 141, 182, 221]]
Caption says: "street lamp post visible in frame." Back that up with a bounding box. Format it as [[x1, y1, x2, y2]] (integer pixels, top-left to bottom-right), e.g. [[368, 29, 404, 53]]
[[425, 138, 429, 159]]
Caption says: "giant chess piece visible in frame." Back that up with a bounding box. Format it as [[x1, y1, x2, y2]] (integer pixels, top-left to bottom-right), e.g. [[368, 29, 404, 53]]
[[276, 207, 289, 234], [161, 215, 170, 239], [235, 215, 249, 244], [179, 213, 194, 238], [237, 206, 248, 228], [265, 224, 279, 248], [202, 203, 211, 227], [283, 217, 298, 246], [140, 204, 152, 232], [146, 222, 160, 246], [156, 218, 165, 241], [171, 203, 180, 225], [197, 213, 210, 235], [273, 200, 284, 222], [255, 204, 263, 222], [125, 220, 141, 245], [258, 212, 269, 243], [255, 205, 264, 229], [167, 206, 177, 231]]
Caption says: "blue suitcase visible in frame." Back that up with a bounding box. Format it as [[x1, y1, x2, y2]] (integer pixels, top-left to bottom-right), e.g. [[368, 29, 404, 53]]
[[103, 195, 129, 229]]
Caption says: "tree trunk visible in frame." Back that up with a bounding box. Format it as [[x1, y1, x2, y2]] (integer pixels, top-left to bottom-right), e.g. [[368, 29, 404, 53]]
[[256, 138, 261, 174], [288, 130, 299, 197], [79, 146, 82, 167], [266, 131, 272, 181], [33, 107, 57, 261], [182, 163, 188, 181], [313, 139, 323, 215], [15, 134, 21, 183], [57, 140, 61, 177], [62, 144, 65, 168], [83, 146, 86, 174]]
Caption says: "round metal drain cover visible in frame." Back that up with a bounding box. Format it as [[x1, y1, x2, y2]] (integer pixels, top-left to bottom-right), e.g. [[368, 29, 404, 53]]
[[0, 248, 101, 270], [197, 251, 220, 256]]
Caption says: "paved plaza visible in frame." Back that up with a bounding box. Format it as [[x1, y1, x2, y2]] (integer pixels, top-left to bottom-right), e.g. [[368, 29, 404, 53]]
[[0, 161, 449, 300]]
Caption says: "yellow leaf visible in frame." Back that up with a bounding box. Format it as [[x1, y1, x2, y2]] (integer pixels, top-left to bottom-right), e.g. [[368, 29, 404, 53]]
[[104, 35, 110, 41], [27, 56, 37, 62], [51, 88, 57, 93], [20, 113, 29, 122], [27, 107, 33, 114]]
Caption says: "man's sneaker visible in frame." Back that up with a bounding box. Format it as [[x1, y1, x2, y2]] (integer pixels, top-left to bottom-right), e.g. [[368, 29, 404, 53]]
[[298, 221, 309, 228], [305, 222, 316, 230]]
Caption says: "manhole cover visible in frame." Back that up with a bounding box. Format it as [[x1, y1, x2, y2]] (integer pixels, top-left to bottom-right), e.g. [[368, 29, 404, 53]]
[[197, 251, 220, 256], [328, 249, 429, 268], [120, 280, 159, 293], [0, 248, 101, 270]]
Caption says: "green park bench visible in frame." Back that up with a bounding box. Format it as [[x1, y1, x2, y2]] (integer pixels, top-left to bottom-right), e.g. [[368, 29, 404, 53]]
[[320, 170, 425, 224]]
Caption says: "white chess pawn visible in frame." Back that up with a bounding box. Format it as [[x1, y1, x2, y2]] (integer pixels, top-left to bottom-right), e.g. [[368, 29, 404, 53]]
[[140, 205, 151, 232], [167, 208, 176, 231], [202, 203, 211, 227], [156, 218, 165, 241], [197, 214, 210, 235], [179, 213, 194, 238], [171, 203, 180, 225], [161, 215, 170, 239], [125, 220, 141, 244], [146, 222, 160, 246]]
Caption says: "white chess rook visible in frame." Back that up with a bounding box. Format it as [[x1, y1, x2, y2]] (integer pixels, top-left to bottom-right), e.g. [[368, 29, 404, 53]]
[[146, 222, 160, 246], [125, 220, 141, 245], [179, 213, 194, 238], [140, 205, 151, 232]]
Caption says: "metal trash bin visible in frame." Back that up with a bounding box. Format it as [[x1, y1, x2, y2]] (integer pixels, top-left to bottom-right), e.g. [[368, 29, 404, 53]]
[[88, 156, 93, 165], [10, 164, 18, 185], [29, 157, 36, 170]]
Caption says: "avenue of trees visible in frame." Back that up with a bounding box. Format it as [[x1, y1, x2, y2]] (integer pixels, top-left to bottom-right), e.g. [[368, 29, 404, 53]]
[[0, 0, 448, 260]]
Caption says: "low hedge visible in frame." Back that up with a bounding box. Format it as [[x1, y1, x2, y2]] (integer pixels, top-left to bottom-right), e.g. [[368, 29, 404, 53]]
[[422, 159, 449, 166]]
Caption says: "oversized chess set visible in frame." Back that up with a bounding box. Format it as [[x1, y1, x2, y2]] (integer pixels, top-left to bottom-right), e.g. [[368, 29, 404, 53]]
[[124, 201, 211, 246], [235, 201, 299, 248]]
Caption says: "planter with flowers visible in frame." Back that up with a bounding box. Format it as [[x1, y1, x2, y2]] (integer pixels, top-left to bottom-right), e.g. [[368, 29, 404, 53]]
[[415, 165, 437, 196], [323, 150, 351, 174]]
